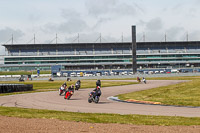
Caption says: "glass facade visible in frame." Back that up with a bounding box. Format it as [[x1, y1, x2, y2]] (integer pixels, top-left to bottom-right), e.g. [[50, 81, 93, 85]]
[[2, 41, 200, 71]]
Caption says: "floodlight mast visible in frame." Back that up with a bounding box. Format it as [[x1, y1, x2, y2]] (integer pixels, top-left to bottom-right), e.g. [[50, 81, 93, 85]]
[[132, 25, 137, 74]]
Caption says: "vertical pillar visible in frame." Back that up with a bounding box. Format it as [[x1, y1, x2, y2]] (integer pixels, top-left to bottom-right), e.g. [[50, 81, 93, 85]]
[[132, 25, 137, 74]]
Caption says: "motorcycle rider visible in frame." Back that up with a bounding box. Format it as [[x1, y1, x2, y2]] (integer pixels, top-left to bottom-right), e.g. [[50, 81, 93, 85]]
[[75, 80, 81, 89], [142, 77, 146, 84], [67, 84, 75, 93], [96, 79, 101, 87], [137, 77, 141, 83], [76, 80, 81, 84], [59, 82, 67, 95], [64, 84, 75, 99], [91, 86, 101, 98]]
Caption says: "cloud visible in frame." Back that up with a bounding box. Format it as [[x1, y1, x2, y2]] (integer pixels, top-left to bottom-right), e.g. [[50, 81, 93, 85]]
[[42, 9, 89, 34], [0, 27, 24, 55], [145, 18, 163, 31], [85, 0, 117, 17], [28, 14, 41, 22], [65, 32, 121, 43], [43, 18, 89, 34], [91, 17, 112, 30], [85, 0, 142, 33], [85, 0, 139, 18], [61, 9, 81, 19], [194, 0, 200, 5], [186, 30, 200, 41], [166, 26, 185, 41], [135, 17, 165, 41], [41, 1, 143, 42], [0, 46, 5, 56], [0, 27, 24, 43], [110, 3, 137, 16]]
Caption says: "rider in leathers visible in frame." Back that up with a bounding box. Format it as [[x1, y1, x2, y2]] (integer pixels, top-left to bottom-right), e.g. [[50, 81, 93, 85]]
[[91, 86, 101, 98]]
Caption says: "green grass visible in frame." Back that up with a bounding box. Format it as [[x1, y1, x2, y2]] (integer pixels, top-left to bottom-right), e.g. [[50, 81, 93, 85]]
[[0, 106, 200, 126], [0, 70, 51, 75], [118, 77, 200, 107]]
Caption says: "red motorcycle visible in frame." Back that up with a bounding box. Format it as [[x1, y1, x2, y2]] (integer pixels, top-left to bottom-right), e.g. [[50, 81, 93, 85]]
[[64, 91, 74, 100]]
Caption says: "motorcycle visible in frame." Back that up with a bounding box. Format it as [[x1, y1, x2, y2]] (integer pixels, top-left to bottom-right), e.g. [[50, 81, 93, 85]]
[[142, 78, 146, 84], [88, 93, 100, 103], [59, 88, 66, 96], [64, 91, 74, 100], [75, 82, 81, 90], [137, 77, 141, 83]]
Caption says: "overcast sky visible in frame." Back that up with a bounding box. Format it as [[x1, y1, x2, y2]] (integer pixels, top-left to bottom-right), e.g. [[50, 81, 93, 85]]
[[1, 0, 200, 55]]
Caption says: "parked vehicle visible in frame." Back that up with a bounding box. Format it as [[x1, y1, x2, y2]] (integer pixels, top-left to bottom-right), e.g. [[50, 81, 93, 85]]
[[19, 77, 24, 82]]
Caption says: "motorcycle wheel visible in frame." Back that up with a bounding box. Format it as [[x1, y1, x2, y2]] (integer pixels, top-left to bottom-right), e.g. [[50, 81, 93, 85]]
[[75, 86, 80, 90], [88, 97, 92, 103], [94, 97, 99, 103], [59, 91, 63, 96], [67, 94, 71, 100]]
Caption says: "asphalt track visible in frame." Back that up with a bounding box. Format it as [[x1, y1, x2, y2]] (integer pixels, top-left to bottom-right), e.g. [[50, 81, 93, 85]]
[[0, 80, 200, 117]]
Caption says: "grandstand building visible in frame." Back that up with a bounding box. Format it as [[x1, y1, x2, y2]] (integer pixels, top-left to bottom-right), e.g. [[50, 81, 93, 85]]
[[2, 41, 200, 72]]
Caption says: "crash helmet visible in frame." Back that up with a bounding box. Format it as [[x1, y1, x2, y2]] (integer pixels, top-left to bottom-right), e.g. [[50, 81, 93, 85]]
[[97, 86, 100, 89]]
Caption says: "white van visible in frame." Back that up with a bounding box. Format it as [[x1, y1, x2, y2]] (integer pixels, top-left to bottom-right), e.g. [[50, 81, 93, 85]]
[[171, 69, 178, 73], [70, 72, 77, 77], [63, 73, 68, 77], [77, 73, 80, 77]]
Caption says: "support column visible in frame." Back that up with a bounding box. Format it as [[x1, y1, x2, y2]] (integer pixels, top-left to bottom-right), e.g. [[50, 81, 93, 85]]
[[132, 25, 137, 74]]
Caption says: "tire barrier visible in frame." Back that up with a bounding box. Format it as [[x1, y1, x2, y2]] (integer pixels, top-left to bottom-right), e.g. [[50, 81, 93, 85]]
[[0, 84, 33, 93]]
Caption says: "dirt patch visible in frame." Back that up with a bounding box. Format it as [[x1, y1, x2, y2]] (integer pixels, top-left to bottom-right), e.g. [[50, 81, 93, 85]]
[[0, 116, 199, 133]]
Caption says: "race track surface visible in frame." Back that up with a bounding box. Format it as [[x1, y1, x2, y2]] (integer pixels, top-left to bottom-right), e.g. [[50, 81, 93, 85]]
[[0, 80, 200, 117]]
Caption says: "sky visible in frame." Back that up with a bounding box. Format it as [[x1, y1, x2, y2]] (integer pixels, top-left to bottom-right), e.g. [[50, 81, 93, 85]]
[[1, 0, 200, 55]]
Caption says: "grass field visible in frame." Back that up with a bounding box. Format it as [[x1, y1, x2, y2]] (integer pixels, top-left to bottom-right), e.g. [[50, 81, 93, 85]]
[[0, 106, 200, 126], [118, 76, 200, 107], [0, 70, 51, 75]]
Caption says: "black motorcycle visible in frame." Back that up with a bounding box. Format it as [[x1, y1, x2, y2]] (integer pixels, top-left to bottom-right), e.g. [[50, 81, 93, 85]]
[[75, 80, 81, 90], [88, 93, 100, 103]]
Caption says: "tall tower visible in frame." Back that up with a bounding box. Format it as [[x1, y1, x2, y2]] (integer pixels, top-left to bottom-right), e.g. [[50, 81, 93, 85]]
[[132, 25, 137, 74]]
